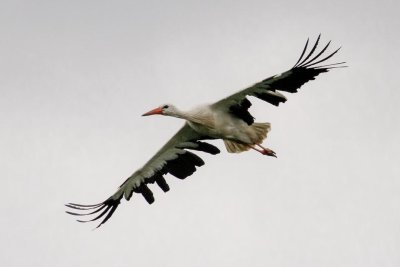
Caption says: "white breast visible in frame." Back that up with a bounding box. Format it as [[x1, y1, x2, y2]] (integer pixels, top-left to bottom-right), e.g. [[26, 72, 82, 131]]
[[186, 105, 252, 143]]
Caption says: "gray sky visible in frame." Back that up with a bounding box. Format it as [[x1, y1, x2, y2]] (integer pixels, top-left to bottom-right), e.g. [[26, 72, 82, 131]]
[[1, 0, 400, 266]]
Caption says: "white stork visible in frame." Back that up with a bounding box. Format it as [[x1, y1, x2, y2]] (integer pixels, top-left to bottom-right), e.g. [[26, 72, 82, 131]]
[[66, 35, 345, 228]]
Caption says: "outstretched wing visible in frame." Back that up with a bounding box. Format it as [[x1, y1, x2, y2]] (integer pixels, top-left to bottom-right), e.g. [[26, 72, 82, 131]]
[[66, 123, 219, 228], [212, 34, 346, 125]]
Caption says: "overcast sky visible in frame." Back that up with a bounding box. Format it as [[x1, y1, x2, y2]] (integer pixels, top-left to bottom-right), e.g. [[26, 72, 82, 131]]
[[1, 0, 400, 266]]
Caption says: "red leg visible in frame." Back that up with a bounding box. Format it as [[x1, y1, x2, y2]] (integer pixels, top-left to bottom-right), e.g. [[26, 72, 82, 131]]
[[251, 145, 277, 157]]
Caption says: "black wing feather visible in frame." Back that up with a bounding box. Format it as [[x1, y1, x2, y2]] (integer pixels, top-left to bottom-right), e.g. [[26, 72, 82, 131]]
[[155, 175, 170, 192], [189, 141, 221, 155], [134, 184, 155, 204], [254, 91, 287, 106], [70, 198, 121, 228], [292, 37, 309, 68], [213, 35, 345, 124], [66, 125, 220, 228], [267, 67, 329, 93], [229, 98, 254, 125], [298, 40, 331, 67], [297, 34, 321, 67]]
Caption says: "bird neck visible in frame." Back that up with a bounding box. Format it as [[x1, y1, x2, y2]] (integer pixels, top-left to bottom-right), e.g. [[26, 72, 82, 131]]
[[170, 108, 191, 120], [166, 107, 194, 122], [172, 107, 213, 127]]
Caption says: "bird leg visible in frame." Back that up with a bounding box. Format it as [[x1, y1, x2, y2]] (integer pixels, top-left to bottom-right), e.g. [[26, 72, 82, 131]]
[[251, 144, 277, 157]]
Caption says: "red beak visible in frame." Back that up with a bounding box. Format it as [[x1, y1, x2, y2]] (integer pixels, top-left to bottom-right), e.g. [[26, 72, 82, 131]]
[[142, 107, 163, 116]]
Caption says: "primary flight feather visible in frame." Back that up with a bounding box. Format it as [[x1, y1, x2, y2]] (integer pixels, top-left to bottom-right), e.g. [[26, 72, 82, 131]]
[[66, 35, 345, 228]]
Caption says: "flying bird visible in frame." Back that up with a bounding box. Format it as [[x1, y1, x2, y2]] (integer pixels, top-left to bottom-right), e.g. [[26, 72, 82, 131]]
[[66, 35, 345, 228]]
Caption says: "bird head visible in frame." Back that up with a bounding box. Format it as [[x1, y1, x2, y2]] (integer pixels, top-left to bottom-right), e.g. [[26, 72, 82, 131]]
[[142, 104, 177, 117]]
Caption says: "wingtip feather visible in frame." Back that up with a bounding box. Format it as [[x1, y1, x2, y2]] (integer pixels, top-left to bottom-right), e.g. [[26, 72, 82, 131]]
[[293, 37, 310, 68]]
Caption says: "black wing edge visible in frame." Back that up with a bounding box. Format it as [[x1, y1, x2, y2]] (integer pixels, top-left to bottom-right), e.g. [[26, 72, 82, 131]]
[[293, 34, 346, 70], [66, 198, 121, 229], [225, 35, 345, 125], [259, 34, 346, 95], [65, 141, 220, 228]]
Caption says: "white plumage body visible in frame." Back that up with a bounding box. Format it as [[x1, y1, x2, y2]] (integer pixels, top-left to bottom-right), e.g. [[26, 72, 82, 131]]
[[185, 105, 260, 144]]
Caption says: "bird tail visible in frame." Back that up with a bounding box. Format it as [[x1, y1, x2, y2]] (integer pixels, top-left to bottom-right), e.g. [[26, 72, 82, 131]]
[[224, 140, 251, 153], [251, 122, 271, 144], [224, 122, 271, 153]]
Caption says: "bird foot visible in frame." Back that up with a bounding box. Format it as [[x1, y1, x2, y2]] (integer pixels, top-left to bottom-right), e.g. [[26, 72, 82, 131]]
[[251, 145, 277, 157], [261, 148, 277, 157]]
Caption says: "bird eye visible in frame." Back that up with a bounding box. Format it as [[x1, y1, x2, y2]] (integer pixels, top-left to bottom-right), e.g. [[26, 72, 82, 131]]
[[163, 105, 169, 109]]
